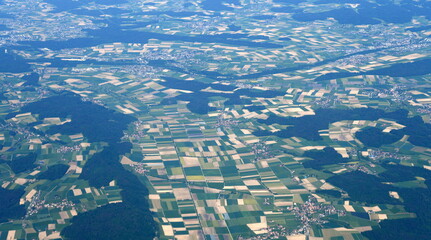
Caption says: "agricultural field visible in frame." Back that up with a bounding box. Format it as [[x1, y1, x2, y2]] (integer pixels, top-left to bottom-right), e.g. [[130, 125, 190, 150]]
[[0, 0, 431, 239]]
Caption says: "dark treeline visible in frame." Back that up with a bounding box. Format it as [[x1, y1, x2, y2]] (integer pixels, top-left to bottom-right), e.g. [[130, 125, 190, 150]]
[[228, 48, 386, 80], [161, 90, 284, 114], [363, 182, 431, 240], [243, 105, 266, 112], [160, 77, 285, 114], [255, 107, 431, 149], [37, 164, 69, 180], [0, 48, 31, 73], [315, 58, 431, 81], [79, 142, 133, 188], [255, 108, 404, 141], [393, 115, 431, 148], [20, 92, 135, 143], [64, 143, 157, 240], [327, 171, 400, 205], [302, 147, 349, 170], [355, 127, 403, 147], [70, 8, 129, 17], [14, 92, 157, 239], [45, 0, 128, 13], [22, 73, 40, 87], [148, 60, 226, 78], [252, 15, 276, 20], [8, 153, 37, 174], [289, 0, 431, 25], [20, 24, 283, 50], [378, 163, 431, 182], [201, 0, 240, 11], [326, 163, 431, 239], [315, 189, 341, 198], [0, 188, 26, 223], [160, 77, 236, 92], [61, 203, 157, 240]]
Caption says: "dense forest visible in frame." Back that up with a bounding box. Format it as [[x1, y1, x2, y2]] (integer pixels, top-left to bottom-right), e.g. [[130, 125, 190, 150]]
[[0, 48, 31, 73], [255, 107, 431, 149], [363, 181, 431, 240], [316, 59, 431, 81], [355, 127, 403, 147], [8, 153, 37, 174], [15, 92, 157, 239], [327, 171, 400, 204], [159, 78, 284, 114], [20, 92, 135, 143], [393, 115, 431, 148], [61, 204, 157, 240], [37, 164, 69, 180], [22, 72, 40, 86], [256, 108, 404, 140], [327, 163, 431, 240], [0, 188, 26, 223], [302, 147, 349, 170]]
